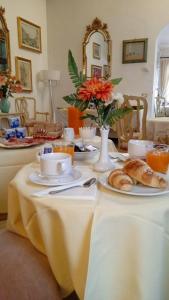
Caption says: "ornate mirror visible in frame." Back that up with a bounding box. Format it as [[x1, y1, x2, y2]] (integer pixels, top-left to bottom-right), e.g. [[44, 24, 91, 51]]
[[83, 18, 112, 79], [0, 7, 11, 74]]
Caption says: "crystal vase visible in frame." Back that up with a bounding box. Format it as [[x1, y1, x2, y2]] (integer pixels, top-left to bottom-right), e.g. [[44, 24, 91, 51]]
[[93, 126, 114, 172], [0, 97, 11, 113]]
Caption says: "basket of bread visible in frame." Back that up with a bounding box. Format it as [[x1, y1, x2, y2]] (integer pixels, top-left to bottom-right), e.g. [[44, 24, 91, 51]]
[[108, 158, 168, 192]]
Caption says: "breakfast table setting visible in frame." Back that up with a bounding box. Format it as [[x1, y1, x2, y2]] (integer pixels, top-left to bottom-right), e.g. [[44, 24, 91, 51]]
[[7, 136, 169, 300], [5, 51, 169, 300]]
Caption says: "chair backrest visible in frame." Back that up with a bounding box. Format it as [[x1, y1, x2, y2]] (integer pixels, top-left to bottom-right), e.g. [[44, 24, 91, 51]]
[[155, 95, 166, 117], [123, 95, 148, 139], [116, 95, 148, 149], [15, 97, 36, 122]]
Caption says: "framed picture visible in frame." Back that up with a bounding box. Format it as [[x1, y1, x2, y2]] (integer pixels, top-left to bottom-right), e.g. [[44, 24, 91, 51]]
[[15, 56, 32, 92], [122, 38, 148, 63], [93, 42, 101, 59], [17, 17, 42, 53], [103, 65, 110, 79], [91, 65, 102, 78]]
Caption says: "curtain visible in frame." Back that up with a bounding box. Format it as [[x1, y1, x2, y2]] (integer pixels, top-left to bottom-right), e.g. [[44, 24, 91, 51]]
[[160, 58, 169, 103]]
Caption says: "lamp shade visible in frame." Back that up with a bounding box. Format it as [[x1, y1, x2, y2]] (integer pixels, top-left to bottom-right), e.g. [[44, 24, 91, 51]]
[[39, 70, 60, 81]]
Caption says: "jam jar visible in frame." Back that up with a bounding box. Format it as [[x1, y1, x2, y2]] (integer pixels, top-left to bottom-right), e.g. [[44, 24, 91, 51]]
[[146, 144, 169, 173]]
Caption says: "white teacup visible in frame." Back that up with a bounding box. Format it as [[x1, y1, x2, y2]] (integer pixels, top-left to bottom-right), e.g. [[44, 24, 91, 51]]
[[40, 153, 72, 177], [128, 139, 154, 158], [63, 127, 75, 142]]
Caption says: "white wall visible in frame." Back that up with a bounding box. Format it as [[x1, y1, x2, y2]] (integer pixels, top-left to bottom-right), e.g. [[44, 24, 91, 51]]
[[46, 0, 169, 116], [1, 0, 49, 112]]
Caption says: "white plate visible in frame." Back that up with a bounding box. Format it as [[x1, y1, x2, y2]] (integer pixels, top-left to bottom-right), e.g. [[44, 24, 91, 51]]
[[99, 174, 169, 197], [29, 168, 81, 186]]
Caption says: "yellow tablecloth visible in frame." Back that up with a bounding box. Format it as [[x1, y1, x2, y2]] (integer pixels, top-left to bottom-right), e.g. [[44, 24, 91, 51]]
[[7, 161, 169, 300], [0, 145, 41, 213]]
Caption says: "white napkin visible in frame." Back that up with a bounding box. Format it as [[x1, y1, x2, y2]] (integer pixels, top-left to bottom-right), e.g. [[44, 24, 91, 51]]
[[31, 170, 97, 200]]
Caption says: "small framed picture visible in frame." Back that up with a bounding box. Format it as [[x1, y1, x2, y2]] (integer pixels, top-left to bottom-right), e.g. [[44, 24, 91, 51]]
[[15, 56, 32, 92], [122, 38, 148, 63], [91, 65, 102, 78], [17, 17, 42, 53], [103, 65, 110, 79], [93, 42, 101, 59]]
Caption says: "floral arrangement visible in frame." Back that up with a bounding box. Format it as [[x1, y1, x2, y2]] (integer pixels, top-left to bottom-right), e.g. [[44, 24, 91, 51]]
[[63, 50, 131, 128], [0, 74, 22, 99]]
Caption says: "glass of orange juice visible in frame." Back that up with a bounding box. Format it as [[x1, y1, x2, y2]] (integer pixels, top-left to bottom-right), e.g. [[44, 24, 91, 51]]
[[52, 141, 74, 157], [146, 144, 169, 173]]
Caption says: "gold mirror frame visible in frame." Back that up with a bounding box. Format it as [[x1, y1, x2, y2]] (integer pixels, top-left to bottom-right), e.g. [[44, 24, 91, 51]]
[[0, 6, 11, 74], [82, 18, 112, 79]]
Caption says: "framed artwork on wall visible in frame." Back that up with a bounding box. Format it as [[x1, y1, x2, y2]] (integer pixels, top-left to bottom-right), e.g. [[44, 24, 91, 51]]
[[93, 42, 101, 59], [122, 38, 148, 63], [15, 56, 32, 92], [103, 65, 110, 79], [17, 17, 42, 53], [91, 65, 102, 78]]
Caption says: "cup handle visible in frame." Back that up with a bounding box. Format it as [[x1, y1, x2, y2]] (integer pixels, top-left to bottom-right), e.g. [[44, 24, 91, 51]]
[[56, 162, 64, 174]]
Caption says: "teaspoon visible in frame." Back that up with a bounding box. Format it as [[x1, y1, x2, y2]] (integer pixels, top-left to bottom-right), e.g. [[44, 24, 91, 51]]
[[49, 177, 96, 195]]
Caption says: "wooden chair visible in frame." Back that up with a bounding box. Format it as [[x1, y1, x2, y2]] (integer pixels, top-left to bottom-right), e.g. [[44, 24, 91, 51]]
[[116, 95, 148, 150], [15, 96, 50, 135]]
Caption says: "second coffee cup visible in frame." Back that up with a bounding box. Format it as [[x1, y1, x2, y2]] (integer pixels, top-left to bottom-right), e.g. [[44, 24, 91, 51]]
[[63, 127, 75, 142]]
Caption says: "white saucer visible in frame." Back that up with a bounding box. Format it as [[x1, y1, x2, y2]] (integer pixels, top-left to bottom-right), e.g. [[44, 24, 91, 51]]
[[29, 168, 81, 186]]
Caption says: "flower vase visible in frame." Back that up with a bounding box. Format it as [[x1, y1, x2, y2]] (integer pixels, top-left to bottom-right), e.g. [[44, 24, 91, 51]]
[[0, 97, 11, 113], [93, 126, 114, 172]]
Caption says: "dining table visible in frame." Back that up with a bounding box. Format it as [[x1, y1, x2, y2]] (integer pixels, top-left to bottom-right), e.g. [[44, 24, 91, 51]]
[[7, 148, 169, 300]]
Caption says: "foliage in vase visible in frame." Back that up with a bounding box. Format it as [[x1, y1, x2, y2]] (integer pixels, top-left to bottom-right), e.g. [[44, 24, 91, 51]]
[[0, 74, 22, 99], [63, 50, 131, 128]]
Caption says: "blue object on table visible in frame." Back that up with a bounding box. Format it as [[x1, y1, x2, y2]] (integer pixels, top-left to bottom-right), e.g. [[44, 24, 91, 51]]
[[4, 128, 16, 139], [43, 144, 53, 154], [15, 127, 26, 138], [8, 117, 20, 128]]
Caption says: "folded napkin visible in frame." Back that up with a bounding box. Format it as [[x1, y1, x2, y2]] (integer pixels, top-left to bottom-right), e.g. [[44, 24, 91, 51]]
[[31, 170, 97, 200]]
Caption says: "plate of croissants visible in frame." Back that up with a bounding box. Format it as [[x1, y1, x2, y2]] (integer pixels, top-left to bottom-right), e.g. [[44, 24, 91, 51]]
[[99, 158, 169, 196]]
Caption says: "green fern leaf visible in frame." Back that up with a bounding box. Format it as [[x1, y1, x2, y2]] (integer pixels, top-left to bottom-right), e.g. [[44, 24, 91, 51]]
[[110, 78, 122, 85], [107, 107, 132, 125], [68, 50, 85, 88]]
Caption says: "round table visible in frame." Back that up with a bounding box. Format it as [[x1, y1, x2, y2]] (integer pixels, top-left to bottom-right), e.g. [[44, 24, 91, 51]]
[[0, 145, 41, 214], [7, 159, 169, 300]]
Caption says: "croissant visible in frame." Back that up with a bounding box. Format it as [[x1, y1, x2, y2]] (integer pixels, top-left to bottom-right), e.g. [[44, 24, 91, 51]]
[[123, 159, 167, 188], [108, 168, 133, 191]]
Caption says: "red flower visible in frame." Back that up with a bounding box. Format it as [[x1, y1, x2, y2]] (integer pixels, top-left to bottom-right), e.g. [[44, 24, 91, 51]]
[[78, 77, 113, 102]]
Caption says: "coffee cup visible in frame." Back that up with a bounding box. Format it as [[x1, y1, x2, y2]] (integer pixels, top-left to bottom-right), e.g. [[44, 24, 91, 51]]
[[128, 139, 154, 158], [63, 127, 74, 142], [40, 153, 72, 177]]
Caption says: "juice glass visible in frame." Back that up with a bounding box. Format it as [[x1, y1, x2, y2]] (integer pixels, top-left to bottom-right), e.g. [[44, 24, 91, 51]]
[[68, 107, 84, 135], [52, 141, 74, 157], [146, 145, 169, 173]]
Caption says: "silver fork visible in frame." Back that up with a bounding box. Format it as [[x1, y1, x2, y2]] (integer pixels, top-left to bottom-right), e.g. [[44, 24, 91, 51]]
[[49, 177, 96, 195]]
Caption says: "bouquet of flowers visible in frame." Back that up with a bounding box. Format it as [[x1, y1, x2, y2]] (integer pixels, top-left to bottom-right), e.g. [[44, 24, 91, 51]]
[[63, 50, 131, 128], [0, 74, 22, 99]]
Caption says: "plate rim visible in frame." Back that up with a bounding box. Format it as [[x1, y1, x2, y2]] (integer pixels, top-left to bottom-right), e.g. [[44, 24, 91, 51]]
[[99, 174, 169, 197], [29, 168, 81, 186]]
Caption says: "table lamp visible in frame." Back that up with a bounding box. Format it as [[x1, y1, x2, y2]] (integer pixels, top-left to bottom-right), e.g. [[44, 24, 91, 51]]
[[38, 70, 60, 123]]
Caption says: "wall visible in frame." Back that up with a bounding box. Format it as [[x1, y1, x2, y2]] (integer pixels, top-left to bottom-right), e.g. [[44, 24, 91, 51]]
[[46, 0, 169, 116], [1, 0, 48, 113]]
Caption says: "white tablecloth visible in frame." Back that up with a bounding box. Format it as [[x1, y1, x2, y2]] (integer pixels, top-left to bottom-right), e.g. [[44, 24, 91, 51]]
[[7, 157, 169, 300]]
